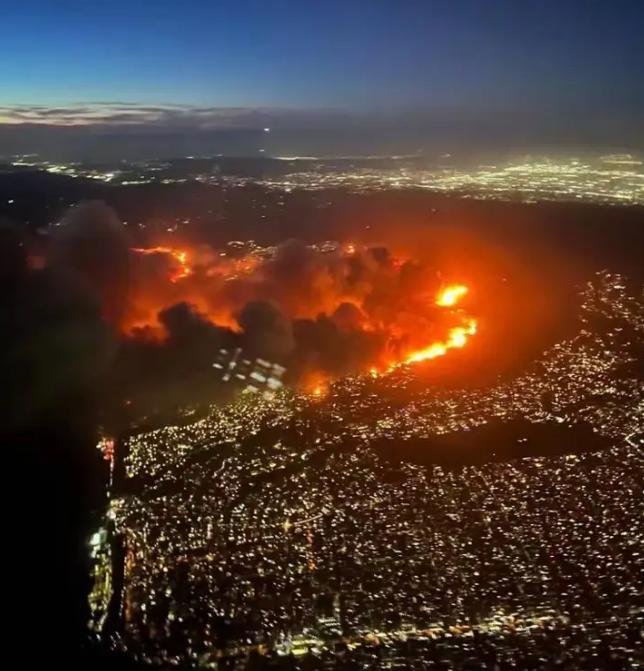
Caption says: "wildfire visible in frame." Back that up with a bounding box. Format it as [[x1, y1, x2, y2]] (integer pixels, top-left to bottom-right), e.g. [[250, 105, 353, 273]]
[[404, 318, 477, 365], [131, 246, 192, 282], [435, 284, 468, 307], [123, 241, 479, 384], [302, 371, 331, 398], [385, 284, 477, 370]]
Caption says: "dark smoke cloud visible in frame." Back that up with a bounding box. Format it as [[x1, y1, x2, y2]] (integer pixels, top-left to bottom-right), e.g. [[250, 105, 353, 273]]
[[50, 200, 130, 324], [159, 302, 236, 353], [111, 303, 239, 419], [332, 301, 367, 331], [238, 301, 295, 360], [0, 216, 113, 432], [293, 314, 385, 378]]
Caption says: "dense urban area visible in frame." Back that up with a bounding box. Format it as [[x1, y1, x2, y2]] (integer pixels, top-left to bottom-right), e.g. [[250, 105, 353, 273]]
[[88, 271, 644, 670], [4, 153, 644, 207]]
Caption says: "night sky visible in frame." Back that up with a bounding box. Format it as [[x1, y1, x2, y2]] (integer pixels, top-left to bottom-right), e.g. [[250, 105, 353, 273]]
[[1, 0, 642, 152]]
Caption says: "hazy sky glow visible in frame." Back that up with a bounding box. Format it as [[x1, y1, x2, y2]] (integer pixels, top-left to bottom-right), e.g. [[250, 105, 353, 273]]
[[1, 0, 642, 151]]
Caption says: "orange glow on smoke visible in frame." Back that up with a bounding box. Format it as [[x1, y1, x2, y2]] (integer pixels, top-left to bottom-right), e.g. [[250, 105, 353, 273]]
[[123, 243, 479, 382], [375, 285, 477, 371], [131, 246, 192, 282]]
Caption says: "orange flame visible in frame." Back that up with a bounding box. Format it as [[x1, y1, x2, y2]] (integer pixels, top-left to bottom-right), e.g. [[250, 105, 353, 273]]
[[131, 246, 192, 282], [404, 318, 477, 364], [401, 285, 477, 366], [301, 371, 331, 398]]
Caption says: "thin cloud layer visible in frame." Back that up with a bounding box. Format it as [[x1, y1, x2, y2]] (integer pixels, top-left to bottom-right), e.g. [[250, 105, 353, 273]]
[[0, 103, 348, 129]]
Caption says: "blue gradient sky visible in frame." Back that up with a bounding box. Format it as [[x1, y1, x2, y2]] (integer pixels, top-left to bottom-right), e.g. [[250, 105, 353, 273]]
[[2, 0, 643, 113]]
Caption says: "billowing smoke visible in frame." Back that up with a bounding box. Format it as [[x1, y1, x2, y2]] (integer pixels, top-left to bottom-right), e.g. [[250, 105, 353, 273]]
[[293, 313, 385, 379], [49, 201, 130, 324], [7, 201, 476, 420], [0, 215, 114, 432], [120, 235, 476, 387], [238, 301, 295, 360]]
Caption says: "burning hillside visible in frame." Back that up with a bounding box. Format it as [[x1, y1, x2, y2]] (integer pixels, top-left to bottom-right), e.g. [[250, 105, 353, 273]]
[[125, 240, 478, 385], [27, 199, 580, 420]]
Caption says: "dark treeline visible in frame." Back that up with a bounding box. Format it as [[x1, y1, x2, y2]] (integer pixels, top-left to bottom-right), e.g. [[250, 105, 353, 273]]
[[372, 419, 612, 469]]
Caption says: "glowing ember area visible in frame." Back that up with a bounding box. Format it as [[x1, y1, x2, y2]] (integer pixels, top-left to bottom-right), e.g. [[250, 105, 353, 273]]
[[120, 241, 478, 384], [130, 246, 192, 282], [436, 284, 468, 306], [300, 370, 332, 397]]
